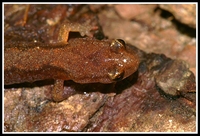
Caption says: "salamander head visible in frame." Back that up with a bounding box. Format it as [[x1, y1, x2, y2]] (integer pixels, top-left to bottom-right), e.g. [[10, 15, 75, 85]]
[[68, 38, 140, 84], [106, 39, 139, 82]]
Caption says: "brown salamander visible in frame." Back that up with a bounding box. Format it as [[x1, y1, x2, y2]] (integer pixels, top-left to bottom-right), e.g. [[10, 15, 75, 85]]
[[4, 38, 140, 102]]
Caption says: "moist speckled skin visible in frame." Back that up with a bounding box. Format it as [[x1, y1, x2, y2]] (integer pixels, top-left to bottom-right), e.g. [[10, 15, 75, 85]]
[[4, 38, 139, 85]]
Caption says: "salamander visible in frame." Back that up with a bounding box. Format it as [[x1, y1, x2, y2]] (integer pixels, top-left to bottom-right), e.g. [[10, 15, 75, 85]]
[[4, 38, 140, 102]]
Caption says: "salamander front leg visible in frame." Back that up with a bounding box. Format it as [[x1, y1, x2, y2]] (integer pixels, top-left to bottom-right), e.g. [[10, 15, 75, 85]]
[[52, 79, 66, 102]]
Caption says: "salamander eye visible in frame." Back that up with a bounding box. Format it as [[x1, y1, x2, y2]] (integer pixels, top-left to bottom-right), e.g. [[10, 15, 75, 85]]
[[108, 68, 125, 81], [110, 39, 126, 53]]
